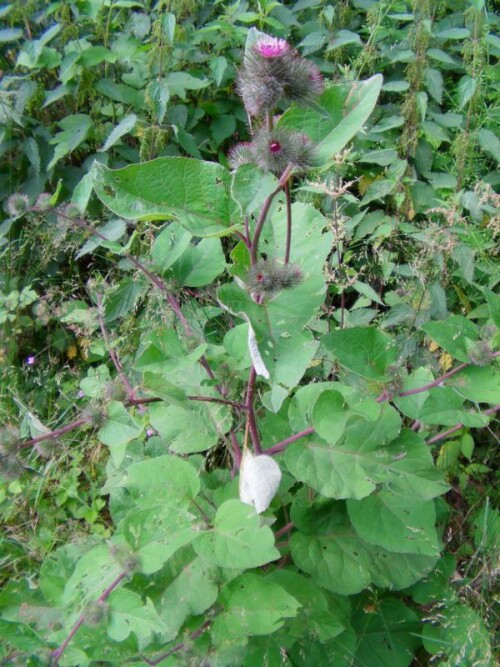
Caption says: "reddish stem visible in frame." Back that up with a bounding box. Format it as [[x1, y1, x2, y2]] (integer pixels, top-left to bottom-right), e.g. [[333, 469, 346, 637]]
[[426, 404, 499, 445], [376, 351, 500, 403], [97, 294, 136, 400], [250, 165, 293, 265], [20, 419, 88, 450], [50, 572, 127, 665], [142, 621, 211, 666], [275, 521, 294, 539], [266, 427, 315, 456], [284, 180, 292, 264]]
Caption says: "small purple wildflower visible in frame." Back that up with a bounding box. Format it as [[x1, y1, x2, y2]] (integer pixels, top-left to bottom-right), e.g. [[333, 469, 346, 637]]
[[77, 390, 85, 399], [255, 36, 290, 59], [146, 428, 156, 437], [26, 355, 36, 366]]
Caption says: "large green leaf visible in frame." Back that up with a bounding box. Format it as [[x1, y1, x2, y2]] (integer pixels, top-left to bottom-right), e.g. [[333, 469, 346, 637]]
[[107, 589, 166, 642], [116, 455, 202, 573], [193, 500, 280, 569], [91, 158, 240, 237], [159, 555, 219, 642], [278, 75, 383, 165], [119, 454, 200, 508], [347, 491, 441, 556], [231, 164, 278, 216], [211, 573, 300, 645], [284, 407, 401, 500], [312, 389, 349, 445], [119, 506, 197, 575], [418, 387, 490, 427], [290, 498, 437, 594], [98, 401, 143, 466], [264, 570, 346, 642], [261, 202, 331, 279], [351, 598, 421, 667], [149, 400, 229, 454], [447, 365, 500, 404], [168, 237, 226, 287], [323, 327, 398, 381]]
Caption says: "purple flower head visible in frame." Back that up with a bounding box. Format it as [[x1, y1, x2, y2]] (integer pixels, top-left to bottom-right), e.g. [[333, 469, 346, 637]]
[[25, 355, 36, 366], [254, 36, 290, 59]]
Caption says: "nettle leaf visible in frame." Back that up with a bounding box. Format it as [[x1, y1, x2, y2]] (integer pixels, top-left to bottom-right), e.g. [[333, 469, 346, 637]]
[[107, 589, 166, 642], [48, 114, 92, 170], [421, 315, 479, 363], [347, 491, 441, 556], [99, 114, 137, 152], [91, 158, 240, 237], [351, 598, 420, 667], [211, 573, 300, 645], [278, 75, 383, 165], [193, 500, 280, 568], [323, 327, 398, 381], [284, 407, 402, 500], [239, 450, 282, 514]]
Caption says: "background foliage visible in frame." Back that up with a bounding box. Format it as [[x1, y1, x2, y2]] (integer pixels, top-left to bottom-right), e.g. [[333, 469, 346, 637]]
[[0, 0, 499, 665]]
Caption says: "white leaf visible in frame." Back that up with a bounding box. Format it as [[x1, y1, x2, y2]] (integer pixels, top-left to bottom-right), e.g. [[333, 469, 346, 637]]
[[239, 451, 281, 514], [248, 323, 270, 379]]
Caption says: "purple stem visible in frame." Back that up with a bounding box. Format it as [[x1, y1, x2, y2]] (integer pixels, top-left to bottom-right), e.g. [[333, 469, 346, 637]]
[[284, 180, 292, 264], [250, 165, 293, 265], [96, 294, 136, 400], [426, 404, 499, 445], [376, 351, 500, 403], [266, 427, 315, 456], [142, 621, 211, 666], [51, 572, 127, 664], [275, 521, 294, 539], [20, 419, 88, 450]]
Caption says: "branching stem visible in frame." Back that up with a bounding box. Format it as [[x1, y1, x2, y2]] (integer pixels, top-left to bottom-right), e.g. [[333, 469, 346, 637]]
[[250, 165, 293, 265], [50, 572, 127, 665], [142, 621, 211, 666]]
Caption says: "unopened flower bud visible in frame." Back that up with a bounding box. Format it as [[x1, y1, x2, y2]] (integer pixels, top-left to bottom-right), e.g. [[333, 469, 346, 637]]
[[247, 260, 302, 300], [6, 193, 30, 218]]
